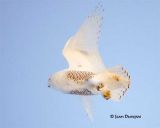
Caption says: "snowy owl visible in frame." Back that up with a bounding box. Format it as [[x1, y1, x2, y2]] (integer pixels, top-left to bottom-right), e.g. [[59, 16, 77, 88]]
[[48, 3, 130, 120]]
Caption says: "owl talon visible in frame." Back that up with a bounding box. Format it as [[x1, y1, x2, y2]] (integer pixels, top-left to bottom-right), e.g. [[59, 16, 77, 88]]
[[103, 90, 111, 100], [96, 83, 104, 91]]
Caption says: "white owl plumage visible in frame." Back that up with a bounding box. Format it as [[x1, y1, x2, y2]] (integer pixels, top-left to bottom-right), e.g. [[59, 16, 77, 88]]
[[48, 3, 131, 121]]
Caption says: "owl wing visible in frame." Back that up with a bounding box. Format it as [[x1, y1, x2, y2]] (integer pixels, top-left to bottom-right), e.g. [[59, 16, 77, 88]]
[[63, 3, 106, 72], [81, 96, 93, 122]]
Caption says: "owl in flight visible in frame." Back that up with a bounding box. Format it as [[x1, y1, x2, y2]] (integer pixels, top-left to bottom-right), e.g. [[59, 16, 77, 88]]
[[48, 3, 130, 120]]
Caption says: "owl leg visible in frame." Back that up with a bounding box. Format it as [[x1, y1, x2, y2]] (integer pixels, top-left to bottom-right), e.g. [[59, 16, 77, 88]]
[[96, 83, 104, 91], [102, 90, 111, 100], [96, 82, 128, 101], [96, 83, 111, 100]]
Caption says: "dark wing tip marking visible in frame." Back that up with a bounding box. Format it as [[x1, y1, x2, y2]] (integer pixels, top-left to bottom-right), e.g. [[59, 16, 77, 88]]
[[69, 89, 93, 95]]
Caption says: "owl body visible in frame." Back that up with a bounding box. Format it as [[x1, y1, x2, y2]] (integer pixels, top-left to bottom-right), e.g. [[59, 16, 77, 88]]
[[49, 67, 130, 101]]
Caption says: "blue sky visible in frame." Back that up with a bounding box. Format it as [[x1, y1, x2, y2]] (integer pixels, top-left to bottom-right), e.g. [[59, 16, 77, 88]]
[[1, 0, 160, 128]]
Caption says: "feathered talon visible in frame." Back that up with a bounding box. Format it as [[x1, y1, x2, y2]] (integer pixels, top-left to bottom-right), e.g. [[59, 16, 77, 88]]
[[102, 90, 111, 100], [96, 83, 104, 91]]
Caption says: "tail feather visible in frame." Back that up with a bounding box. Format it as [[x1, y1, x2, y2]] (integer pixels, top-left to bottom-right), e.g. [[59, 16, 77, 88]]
[[92, 65, 131, 101], [110, 88, 127, 101], [108, 65, 131, 81]]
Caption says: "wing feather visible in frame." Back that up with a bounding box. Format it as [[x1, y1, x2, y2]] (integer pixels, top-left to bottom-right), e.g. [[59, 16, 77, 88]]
[[81, 96, 93, 122], [63, 3, 106, 72]]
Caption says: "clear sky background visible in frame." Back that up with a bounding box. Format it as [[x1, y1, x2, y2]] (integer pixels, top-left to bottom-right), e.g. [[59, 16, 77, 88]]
[[1, 0, 160, 128]]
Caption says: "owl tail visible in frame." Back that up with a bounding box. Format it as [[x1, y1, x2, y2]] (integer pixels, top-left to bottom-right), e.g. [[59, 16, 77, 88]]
[[93, 66, 131, 101]]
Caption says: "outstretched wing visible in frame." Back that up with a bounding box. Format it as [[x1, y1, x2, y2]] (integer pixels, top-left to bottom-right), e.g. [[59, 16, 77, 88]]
[[63, 3, 106, 73]]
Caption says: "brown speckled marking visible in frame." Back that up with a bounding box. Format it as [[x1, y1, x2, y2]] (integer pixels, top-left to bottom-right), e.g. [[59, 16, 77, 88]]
[[66, 71, 94, 84]]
